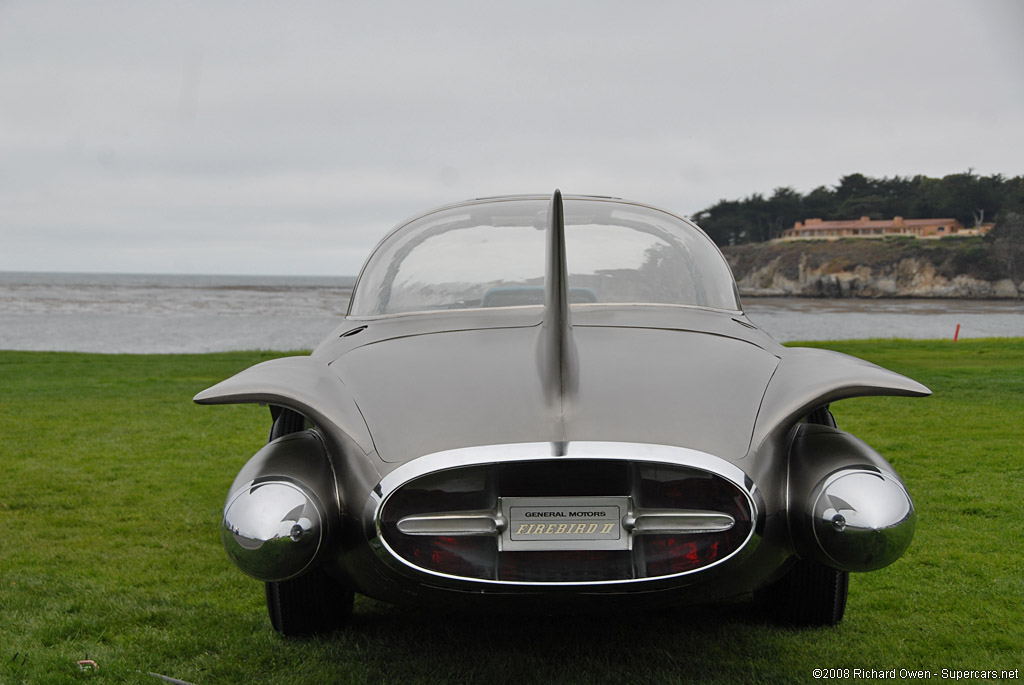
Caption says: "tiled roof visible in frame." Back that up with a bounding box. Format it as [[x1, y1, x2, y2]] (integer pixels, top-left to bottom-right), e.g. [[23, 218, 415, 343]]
[[794, 217, 957, 230]]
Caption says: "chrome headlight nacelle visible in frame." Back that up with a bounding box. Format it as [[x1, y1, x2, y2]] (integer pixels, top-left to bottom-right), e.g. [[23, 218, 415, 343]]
[[220, 430, 339, 582], [789, 423, 916, 573], [806, 468, 915, 572], [222, 479, 325, 582]]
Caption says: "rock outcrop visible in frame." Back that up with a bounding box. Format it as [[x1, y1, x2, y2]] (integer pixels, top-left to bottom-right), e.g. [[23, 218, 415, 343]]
[[722, 238, 1022, 298], [731, 254, 1021, 298]]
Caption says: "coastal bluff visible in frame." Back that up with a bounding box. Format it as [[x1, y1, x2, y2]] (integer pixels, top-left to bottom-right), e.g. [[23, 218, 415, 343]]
[[722, 238, 1022, 299]]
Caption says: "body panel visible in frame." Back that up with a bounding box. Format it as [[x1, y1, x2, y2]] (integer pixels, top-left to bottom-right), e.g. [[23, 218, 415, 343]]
[[331, 324, 779, 463]]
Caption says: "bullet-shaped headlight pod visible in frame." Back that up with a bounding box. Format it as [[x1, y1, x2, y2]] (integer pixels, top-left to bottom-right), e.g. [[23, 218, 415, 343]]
[[810, 469, 915, 573], [222, 480, 325, 581]]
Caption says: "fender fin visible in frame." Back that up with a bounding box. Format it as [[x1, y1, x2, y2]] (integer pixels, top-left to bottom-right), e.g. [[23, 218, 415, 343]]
[[750, 347, 931, 452], [194, 356, 375, 455]]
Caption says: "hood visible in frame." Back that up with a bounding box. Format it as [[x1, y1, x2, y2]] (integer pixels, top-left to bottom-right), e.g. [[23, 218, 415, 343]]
[[330, 324, 779, 464]]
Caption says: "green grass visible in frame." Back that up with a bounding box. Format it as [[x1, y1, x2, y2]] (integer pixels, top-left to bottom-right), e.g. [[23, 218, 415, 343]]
[[1, 342, 1022, 684]]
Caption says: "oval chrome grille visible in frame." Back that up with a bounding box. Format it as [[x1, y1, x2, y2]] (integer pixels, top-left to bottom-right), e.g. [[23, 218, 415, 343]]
[[378, 456, 754, 584]]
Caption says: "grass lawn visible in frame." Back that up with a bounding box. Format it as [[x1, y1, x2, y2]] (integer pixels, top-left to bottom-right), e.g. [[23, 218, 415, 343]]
[[1, 340, 1021, 684]]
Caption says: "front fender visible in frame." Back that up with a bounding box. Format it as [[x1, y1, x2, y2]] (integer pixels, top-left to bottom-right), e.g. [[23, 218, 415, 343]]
[[194, 356, 375, 455], [751, 347, 930, 452]]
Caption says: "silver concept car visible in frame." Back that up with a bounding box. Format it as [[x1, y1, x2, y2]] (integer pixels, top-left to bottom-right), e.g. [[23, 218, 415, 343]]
[[196, 191, 929, 636]]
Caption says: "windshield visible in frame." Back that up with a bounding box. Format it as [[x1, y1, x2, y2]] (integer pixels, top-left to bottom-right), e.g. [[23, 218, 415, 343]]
[[348, 198, 740, 316]]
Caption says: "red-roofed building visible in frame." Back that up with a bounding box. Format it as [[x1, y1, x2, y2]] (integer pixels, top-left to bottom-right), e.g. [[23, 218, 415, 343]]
[[781, 216, 993, 240]]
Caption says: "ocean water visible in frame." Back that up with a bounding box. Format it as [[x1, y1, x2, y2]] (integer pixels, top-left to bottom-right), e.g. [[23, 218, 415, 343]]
[[744, 296, 1023, 343], [0, 272, 1021, 353], [0, 272, 355, 353]]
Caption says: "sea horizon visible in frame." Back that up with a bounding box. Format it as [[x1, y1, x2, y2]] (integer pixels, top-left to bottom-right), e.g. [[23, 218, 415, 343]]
[[1, 271, 1020, 353], [0, 269, 359, 281]]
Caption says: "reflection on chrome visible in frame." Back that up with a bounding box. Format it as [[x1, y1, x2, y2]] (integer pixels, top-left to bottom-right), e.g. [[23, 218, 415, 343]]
[[397, 510, 507, 536], [397, 507, 737, 538], [221, 480, 324, 582], [810, 470, 916, 572], [624, 509, 736, 534]]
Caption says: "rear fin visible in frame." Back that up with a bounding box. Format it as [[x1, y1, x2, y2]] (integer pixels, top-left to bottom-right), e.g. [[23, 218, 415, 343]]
[[536, 189, 578, 419]]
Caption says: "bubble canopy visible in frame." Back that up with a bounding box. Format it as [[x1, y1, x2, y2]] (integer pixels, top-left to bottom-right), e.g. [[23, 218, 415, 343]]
[[348, 196, 741, 317]]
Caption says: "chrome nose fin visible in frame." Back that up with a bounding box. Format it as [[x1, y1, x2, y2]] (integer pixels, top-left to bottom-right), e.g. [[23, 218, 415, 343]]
[[536, 189, 579, 426]]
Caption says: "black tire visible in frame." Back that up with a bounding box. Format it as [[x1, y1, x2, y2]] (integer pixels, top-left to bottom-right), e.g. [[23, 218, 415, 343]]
[[264, 406, 354, 637], [757, 557, 848, 626], [266, 566, 355, 637], [806, 405, 837, 428], [268, 406, 307, 442], [758, 403, 848, 626]]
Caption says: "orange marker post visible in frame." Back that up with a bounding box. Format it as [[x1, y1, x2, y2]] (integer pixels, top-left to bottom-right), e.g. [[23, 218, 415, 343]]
[[954, 324, 960, 342]]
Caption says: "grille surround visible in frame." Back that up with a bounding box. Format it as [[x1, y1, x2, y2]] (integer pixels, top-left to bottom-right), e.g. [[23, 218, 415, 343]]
[[370, 442, 761, 587]]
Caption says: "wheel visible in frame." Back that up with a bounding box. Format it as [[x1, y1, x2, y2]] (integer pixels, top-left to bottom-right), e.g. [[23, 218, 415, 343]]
[[266, 566, 355, 637], [268, 406, 307, 441], [758, 404, 848, 626], [806, 405, 837, 428], [263, 407, 354, 637], [757, 557, 848, 626]]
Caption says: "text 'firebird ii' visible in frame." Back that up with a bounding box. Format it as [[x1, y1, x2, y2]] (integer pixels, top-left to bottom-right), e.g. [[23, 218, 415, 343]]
[[196, 191, 930, 636]]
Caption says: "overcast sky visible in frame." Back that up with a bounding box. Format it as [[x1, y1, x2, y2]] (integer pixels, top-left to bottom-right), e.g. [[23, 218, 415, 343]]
[[2, 1, 1022, 276]]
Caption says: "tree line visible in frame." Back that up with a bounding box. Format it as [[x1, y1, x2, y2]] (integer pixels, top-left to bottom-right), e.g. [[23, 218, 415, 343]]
[[692, 171, 1024, 246]]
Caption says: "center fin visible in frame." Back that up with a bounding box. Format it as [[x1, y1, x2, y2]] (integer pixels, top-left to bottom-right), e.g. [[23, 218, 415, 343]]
[[537, 189, 578, 424]]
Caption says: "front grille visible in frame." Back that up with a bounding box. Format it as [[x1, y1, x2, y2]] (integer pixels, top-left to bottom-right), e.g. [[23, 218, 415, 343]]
[[378, 458, 753, 583]]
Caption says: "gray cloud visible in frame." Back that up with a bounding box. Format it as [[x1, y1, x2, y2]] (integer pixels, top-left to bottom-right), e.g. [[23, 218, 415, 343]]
[[1, 0, 1022, 274]]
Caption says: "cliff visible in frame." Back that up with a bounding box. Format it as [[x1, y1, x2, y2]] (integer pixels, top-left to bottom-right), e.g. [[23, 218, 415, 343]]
[[722, 237, 1022, 299]]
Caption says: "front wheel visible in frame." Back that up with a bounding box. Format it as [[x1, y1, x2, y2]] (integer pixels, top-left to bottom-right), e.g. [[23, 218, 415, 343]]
[[265, 567, 354, 637], [757, 557, 849, 626], [264, 407, 352, 637]]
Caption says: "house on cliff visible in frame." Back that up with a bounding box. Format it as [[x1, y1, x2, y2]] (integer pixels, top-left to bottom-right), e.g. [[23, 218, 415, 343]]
[[782, 216, 994, 240]]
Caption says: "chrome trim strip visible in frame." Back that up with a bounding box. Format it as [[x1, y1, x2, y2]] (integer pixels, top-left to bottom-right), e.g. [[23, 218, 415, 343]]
[[368, 441, 761, 587], [375, 441, 753, 496], [625, 509, 735, 534], [397, 510, 506, 536], [397, 506, 735, 538]]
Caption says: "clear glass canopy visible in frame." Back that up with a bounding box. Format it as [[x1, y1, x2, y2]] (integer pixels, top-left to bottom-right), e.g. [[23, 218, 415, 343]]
[[348, 197, 740, 317]]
